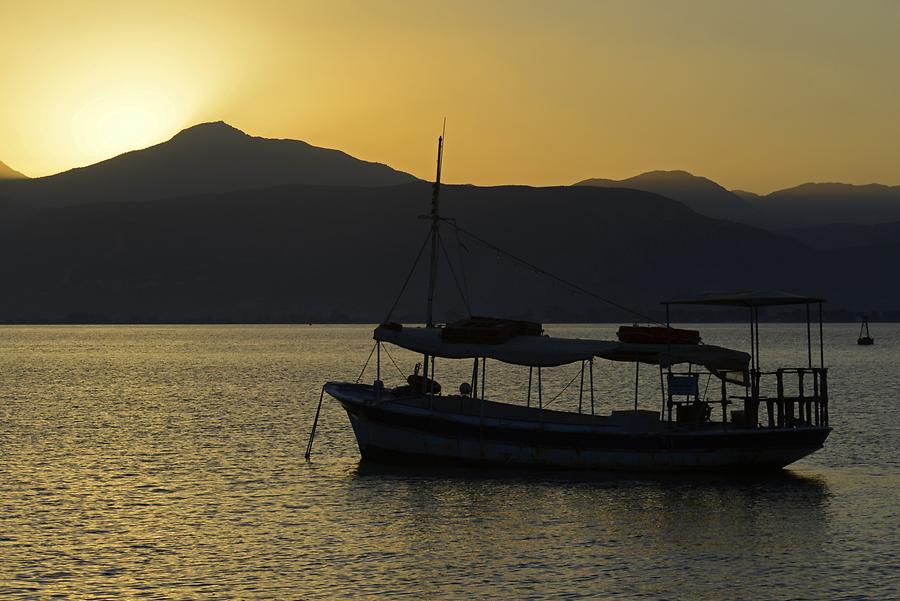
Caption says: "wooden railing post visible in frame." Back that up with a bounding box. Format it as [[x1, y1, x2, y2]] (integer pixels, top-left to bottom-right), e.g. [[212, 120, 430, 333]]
[[721, 374, 728, 429], [774, 369, 784, 428], [813, 369, 820, 426]]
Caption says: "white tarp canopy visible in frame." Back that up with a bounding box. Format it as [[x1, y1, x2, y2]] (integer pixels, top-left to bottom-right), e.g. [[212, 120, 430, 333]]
[[374, 325, 750, 377]]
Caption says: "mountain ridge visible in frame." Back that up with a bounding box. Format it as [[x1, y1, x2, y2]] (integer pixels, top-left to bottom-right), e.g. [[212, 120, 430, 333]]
[[0, 160, 27, 179], [578, 170, 900, 230], [0, 182, 837, 323], [0, 121, 418, 210], [575, 170, 771, 227]]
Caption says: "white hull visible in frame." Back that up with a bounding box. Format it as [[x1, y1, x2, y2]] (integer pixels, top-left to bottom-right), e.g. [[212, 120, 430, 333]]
[[326, 382, 830, 472]]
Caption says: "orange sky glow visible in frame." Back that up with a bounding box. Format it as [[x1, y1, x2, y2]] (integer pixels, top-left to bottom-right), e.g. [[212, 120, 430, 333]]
[[2, 0, 899, 192]]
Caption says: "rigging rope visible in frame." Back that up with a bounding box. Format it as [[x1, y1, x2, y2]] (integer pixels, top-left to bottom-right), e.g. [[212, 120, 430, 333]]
[[451, 220, 472, 314], [438, 230, 472, 316], [543, 364, 586, 409], [442, 219, 664, 326], [355, 342, 378, 383], [384, 230, 433, 323], [381, 343, 406, 379]]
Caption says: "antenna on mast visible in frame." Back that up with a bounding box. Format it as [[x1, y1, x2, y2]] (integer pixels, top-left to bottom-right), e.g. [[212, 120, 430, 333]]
[[425, 120, 445, 328]]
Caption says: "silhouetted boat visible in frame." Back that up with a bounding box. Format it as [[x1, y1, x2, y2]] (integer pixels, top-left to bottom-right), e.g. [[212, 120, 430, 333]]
[[314, 136, 832, 472], [857, 317, 874, 345]]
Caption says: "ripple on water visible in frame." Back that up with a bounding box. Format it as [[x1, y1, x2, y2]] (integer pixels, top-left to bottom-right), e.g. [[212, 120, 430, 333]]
[[0, 324, 898, 599]]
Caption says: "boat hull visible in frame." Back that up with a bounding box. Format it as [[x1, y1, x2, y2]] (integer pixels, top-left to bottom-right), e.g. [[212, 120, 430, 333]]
[[326, 383, 830, 472]]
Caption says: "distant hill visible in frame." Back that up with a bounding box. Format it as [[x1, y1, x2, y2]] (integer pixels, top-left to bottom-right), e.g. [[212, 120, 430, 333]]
[[0, 160, 27, 179], [0, 182, 842, 323], [731, 189, 763, 202], [575, 170, 771, 227], [781, 221, 900, 250], [578, 173, 900, 231], [752, 183, 900, 227], [0, 121, 417, 210]]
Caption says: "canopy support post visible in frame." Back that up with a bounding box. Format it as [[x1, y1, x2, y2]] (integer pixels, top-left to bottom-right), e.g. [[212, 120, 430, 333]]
[[754, 307, 761, 371], [429, 355, 436, 410], [589, 358, 595, 418], [634, 362, 640, 411], [578, 360, 585, 414], [376, 342, 381, 402], [537, 366, 542, 410], [527, 366, 533, 408], [818, 302, 824, 368], [537, 366, 543, 429], [806, 304, 812, 369], [471, 357, 479, 400], [481, 357, 486, 401], [659, 365, 666, 422]]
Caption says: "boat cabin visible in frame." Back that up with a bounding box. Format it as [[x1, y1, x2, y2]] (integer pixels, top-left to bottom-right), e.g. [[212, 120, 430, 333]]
[[663, 291, 829, 430], [357, 290, 828, 434]]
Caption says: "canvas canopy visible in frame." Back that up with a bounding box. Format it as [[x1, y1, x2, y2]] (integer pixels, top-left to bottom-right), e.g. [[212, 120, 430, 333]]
[[374, 325, 750, 379]]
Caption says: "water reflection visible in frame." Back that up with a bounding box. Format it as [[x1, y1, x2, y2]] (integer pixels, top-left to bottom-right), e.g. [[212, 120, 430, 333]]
[[343, 464, 835, 598], [1, 325, 894, 600]]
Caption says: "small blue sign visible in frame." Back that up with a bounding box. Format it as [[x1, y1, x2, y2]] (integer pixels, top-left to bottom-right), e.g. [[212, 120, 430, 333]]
[[668, 375, 699, 396]]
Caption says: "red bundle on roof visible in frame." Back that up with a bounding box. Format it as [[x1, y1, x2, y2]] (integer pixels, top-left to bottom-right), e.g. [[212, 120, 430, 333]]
[[617, 325, 701, 345], [442, 316, 543, 344]]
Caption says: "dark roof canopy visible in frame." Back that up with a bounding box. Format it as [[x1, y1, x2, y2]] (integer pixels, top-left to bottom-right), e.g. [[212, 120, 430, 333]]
[[663, 290, 825, 307]]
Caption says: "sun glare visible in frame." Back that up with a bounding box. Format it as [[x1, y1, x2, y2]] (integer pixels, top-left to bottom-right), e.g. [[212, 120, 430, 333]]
[[69, 87, 182, 166]]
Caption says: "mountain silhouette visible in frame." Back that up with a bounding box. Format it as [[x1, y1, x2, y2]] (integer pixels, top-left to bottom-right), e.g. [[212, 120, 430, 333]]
[[781, 221, 900, 250], [731, 189, 763, 202], [1, 125, 898, 321], [0, 160, 27, 179], [752, 182, 900, 227], [575, 170, 770, 227], [0, 182, 844, 323], [0, 121, 417, 210]]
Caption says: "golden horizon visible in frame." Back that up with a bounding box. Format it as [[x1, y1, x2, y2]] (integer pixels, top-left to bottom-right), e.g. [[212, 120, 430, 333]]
[[2, 1, 899, 194]]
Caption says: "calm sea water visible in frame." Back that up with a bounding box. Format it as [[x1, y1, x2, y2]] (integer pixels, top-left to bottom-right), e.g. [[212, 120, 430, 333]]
[[1, 324, 897, 600]]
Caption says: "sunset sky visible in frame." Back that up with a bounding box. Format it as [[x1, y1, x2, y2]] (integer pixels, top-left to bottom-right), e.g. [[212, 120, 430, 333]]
[[3, 0, 898, 192]]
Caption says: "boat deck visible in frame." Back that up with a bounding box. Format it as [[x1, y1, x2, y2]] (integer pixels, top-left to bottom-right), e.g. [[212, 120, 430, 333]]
[[328, 382, 742, 433]]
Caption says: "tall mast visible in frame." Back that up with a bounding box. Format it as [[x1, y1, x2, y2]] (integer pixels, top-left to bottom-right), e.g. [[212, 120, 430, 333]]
[[426, 122, 445, 328]]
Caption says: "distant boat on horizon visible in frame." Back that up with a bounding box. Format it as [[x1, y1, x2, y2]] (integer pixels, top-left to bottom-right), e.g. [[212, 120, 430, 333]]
[[858, 317, 874, 345]]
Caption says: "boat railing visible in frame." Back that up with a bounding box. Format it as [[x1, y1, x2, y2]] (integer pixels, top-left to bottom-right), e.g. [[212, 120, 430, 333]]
[[762, 367, 828, 428], [667, 367, 829, 430], [738, 367, 829, 429]]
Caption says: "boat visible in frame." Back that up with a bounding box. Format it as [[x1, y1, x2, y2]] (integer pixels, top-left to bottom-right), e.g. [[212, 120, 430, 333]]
[[313, 136, 832, 472], [858, 317, 874, 345]]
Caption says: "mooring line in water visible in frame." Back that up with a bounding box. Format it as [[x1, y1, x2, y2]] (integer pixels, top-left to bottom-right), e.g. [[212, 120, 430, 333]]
[[305, 385, 326, 460]]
